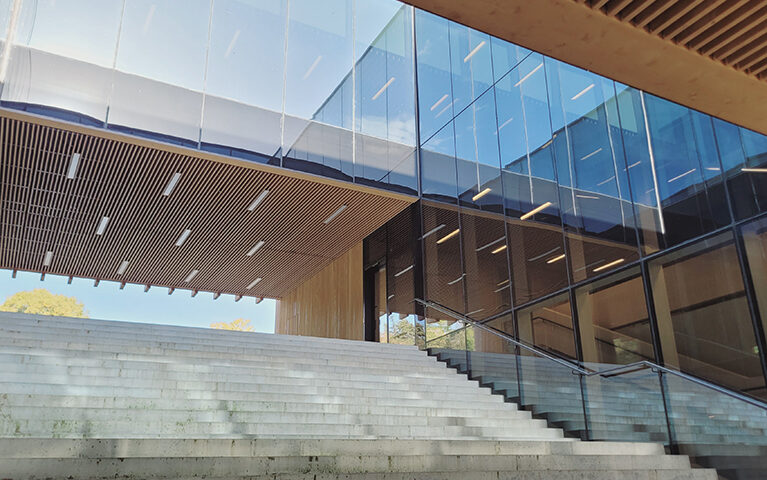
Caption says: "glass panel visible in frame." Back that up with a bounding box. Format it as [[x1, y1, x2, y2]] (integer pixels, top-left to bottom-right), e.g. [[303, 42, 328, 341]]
[[575, 267, 654, 365], [649, 231, 766, 397], [742, 216, 767, 395], [283, 0, 353, 180], [201, 0, 286, 162], [354, 2, 417, 193], [110, 0, 210, 143], [545, 60, 639, 282], [447, 21, 492, 115], [415, 9, 453, 144], [516, 292, 577, 361], [425, 320, 468, 372], [1, 0, 123, 124], [420, 122, 458, 203], [489, 37, 529, 83], [421, 201, 464, 314]]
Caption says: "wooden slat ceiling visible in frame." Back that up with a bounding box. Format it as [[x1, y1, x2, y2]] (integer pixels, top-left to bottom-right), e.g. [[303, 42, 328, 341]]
[[577, 0, 767, 80], [0, 110, 414, 300]]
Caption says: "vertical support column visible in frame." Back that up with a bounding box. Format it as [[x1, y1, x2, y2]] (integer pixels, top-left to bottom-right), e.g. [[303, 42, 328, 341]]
[[646, 260, 680, 368]]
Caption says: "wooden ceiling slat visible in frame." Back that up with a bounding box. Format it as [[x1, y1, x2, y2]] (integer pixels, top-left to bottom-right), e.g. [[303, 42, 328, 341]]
[[660, 0, 727, 40], [0, 112, 413, 299], [673, 0, 748, 46], [696, 4, 767, 55], [647, 0, 706, 33], [633, 0, 676, 29], [719, 22, 767, 64]]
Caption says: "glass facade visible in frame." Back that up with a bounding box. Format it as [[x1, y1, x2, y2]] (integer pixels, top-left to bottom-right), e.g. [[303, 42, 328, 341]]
[[2, 1, 767, 400]]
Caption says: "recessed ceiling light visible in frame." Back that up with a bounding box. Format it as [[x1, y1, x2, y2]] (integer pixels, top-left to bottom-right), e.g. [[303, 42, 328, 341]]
[[546, 254, 566, 264], [247, 190, 270, 211], [580, 147, 602, 161], [175, 229, 192, 247], [394, 265, 414, 277], [246, 240, 265, 256], [742, 167, 767, 173], [472, 187, 491, 201], [476, 237, 505, 252], [303, 55, 322, 80], [43, 251, 53, 267], [667, 168, 696, 183], [117, 260, 129, 275], [463, 40, 486, 63], [372, 77, 395, 100], [520, 201, 552, 220], [421, 224, 446, 239], [447, 274, 465, 285], [593, 258, 625, 272], [162, 172, 182, 197], [430, 94, 449, 111], [66, 153, 80, 179], [514, 63, 543, 87], [491, 244, 507, 254], [96, 216, 109, 236], [571, 83, 595, 101], [246, 278, 262, 289], [323, 205, 347, 224], [184, 269, 199, 283], [528, 246, 561, 262], [436, 228, 460, 244]]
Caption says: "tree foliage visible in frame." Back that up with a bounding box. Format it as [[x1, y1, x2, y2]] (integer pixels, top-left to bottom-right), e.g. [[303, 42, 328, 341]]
[[210, 318, 255, 332], [386, 318, 474, 349], [0, 288, 88, 318]]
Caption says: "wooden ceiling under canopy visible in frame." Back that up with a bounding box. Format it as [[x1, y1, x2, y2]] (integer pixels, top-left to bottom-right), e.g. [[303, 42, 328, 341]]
[[0, 109, 414, 300], [404, 0, 767, 136]]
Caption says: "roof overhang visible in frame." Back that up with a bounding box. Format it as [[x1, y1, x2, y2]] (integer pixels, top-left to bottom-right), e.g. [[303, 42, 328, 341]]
[[404, 0, 767, 136], [0, 108, 415, 299]]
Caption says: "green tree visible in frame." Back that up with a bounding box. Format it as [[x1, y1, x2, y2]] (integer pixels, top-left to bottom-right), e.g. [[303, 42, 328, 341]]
[[210, 318, 255, 332], [0, 288, 88, 318]]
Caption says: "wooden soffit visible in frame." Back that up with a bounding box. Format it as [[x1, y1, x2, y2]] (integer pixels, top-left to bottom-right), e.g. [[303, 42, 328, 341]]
[[0, 109, 414, 299], [405, 0, 767, 135]]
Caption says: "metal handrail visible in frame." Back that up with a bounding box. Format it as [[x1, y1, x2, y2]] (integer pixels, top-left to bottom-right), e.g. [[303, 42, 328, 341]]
[[415, 298, 767, 411]]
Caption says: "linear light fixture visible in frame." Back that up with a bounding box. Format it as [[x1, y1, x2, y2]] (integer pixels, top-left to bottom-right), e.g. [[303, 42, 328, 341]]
[[528, 246, 560, 262], [303, 55, 322, 80], [576, 194, 599, 200], [96, 216, 109, 236], [466, 308, 484, 316], [597, 176, 615, 186], [66, 153, 81, 179], [246, 278, 262, 289], [175, 229, 192, 247], [514, 63, 543, 87], [668, 168, 695, 183], [472, 187, 491, 201], [477, 236, 505, 252], [394, 265, 414, 277], [430, 94, 449, 111], [184, 269, 199, 283], [546, 254, 566, 264], [372, 77, 395, 100], [627, 160, 641, 169], [447, 274, 465, 285], [421, 224, 446, 239], [705, 167, 721, 171], [571, 83, 595, 101], [435, 99, 456, 118], [246, 240, 265, 256], [496, 279, 510, 287], [742, 167, 767, 173], [580, 147, 602, 161], [463, 40, 486, 63], [520, 201, 552, 220], [247, 190, 270, 211], [436, 228, 460, 244], [162, 172, 182, 197], [43, 251, 53, 267], [491, 244, 507, 254], [323, 205, 347, 224], [493, 285, 508, 293], [593, 258, 625, 272], [224, 29, 240, 58], [117, 260, 129, 275], [496, 116, 514, 133]]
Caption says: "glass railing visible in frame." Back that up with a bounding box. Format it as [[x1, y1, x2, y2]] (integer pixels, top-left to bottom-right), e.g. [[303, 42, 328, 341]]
[[417, 298, 767, 480]]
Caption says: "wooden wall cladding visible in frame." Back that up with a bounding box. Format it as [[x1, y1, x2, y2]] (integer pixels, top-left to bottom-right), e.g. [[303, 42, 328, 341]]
[[275, 243, 364, 340], [0, 110, 413, 299]]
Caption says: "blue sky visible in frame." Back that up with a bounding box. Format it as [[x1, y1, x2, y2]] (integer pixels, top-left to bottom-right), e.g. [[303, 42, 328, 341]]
[[0, 269, 275, 332]]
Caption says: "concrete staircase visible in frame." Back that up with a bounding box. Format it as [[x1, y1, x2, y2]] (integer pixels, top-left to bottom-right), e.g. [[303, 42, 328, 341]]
[[0, 312, 717, 479], [432, 348, 767, 480]]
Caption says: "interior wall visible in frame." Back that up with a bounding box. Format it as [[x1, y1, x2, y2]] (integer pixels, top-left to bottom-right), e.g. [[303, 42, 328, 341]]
[[275, 242, 364, 340]]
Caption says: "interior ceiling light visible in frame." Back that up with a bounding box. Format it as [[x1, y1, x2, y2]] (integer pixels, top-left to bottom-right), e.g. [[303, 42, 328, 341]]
[[496, 116, 513, 133], [224, 29, 240, 58], [246, 278, 262, 289], [466, 308, 484, 316], [742, 167, 767, 173], [184, 270, 199, 283], [372, 77, 395, 100], [528, 246, 561, 262], [394, 265, 414, 277], [472, 187, 491, 201], [597, 176, 615, 186], [246, 240, 265, 257], [491, 244, 507, 254], [571, 83, 595, 101], [175, 229, 192, 247], [117, 260, 129, 275], [580, 147, 602, 161], [576, 194, 599, 200], [162, 172, 182, 197], [447, 274, 465, 285], [66, 153, 80, 179], [421, 224, 446, 240], [463, 40, 486, 63], [593, 258, 625, 272], [323, 205, 347, 224], [96, 216, 109, 236], [546, 254, 566, 264], [514, 63, 543, 87], [496, 279, 510, 287], [43, 251, 53, 267], [436, 228, 460, 244], [668, 168, 695, 183], [303, 55, 322, 80], [430, 94, 449, 111], [247, 190, 270, 211], [477, 236, 505, 252], [520, 201, 552, 221]]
